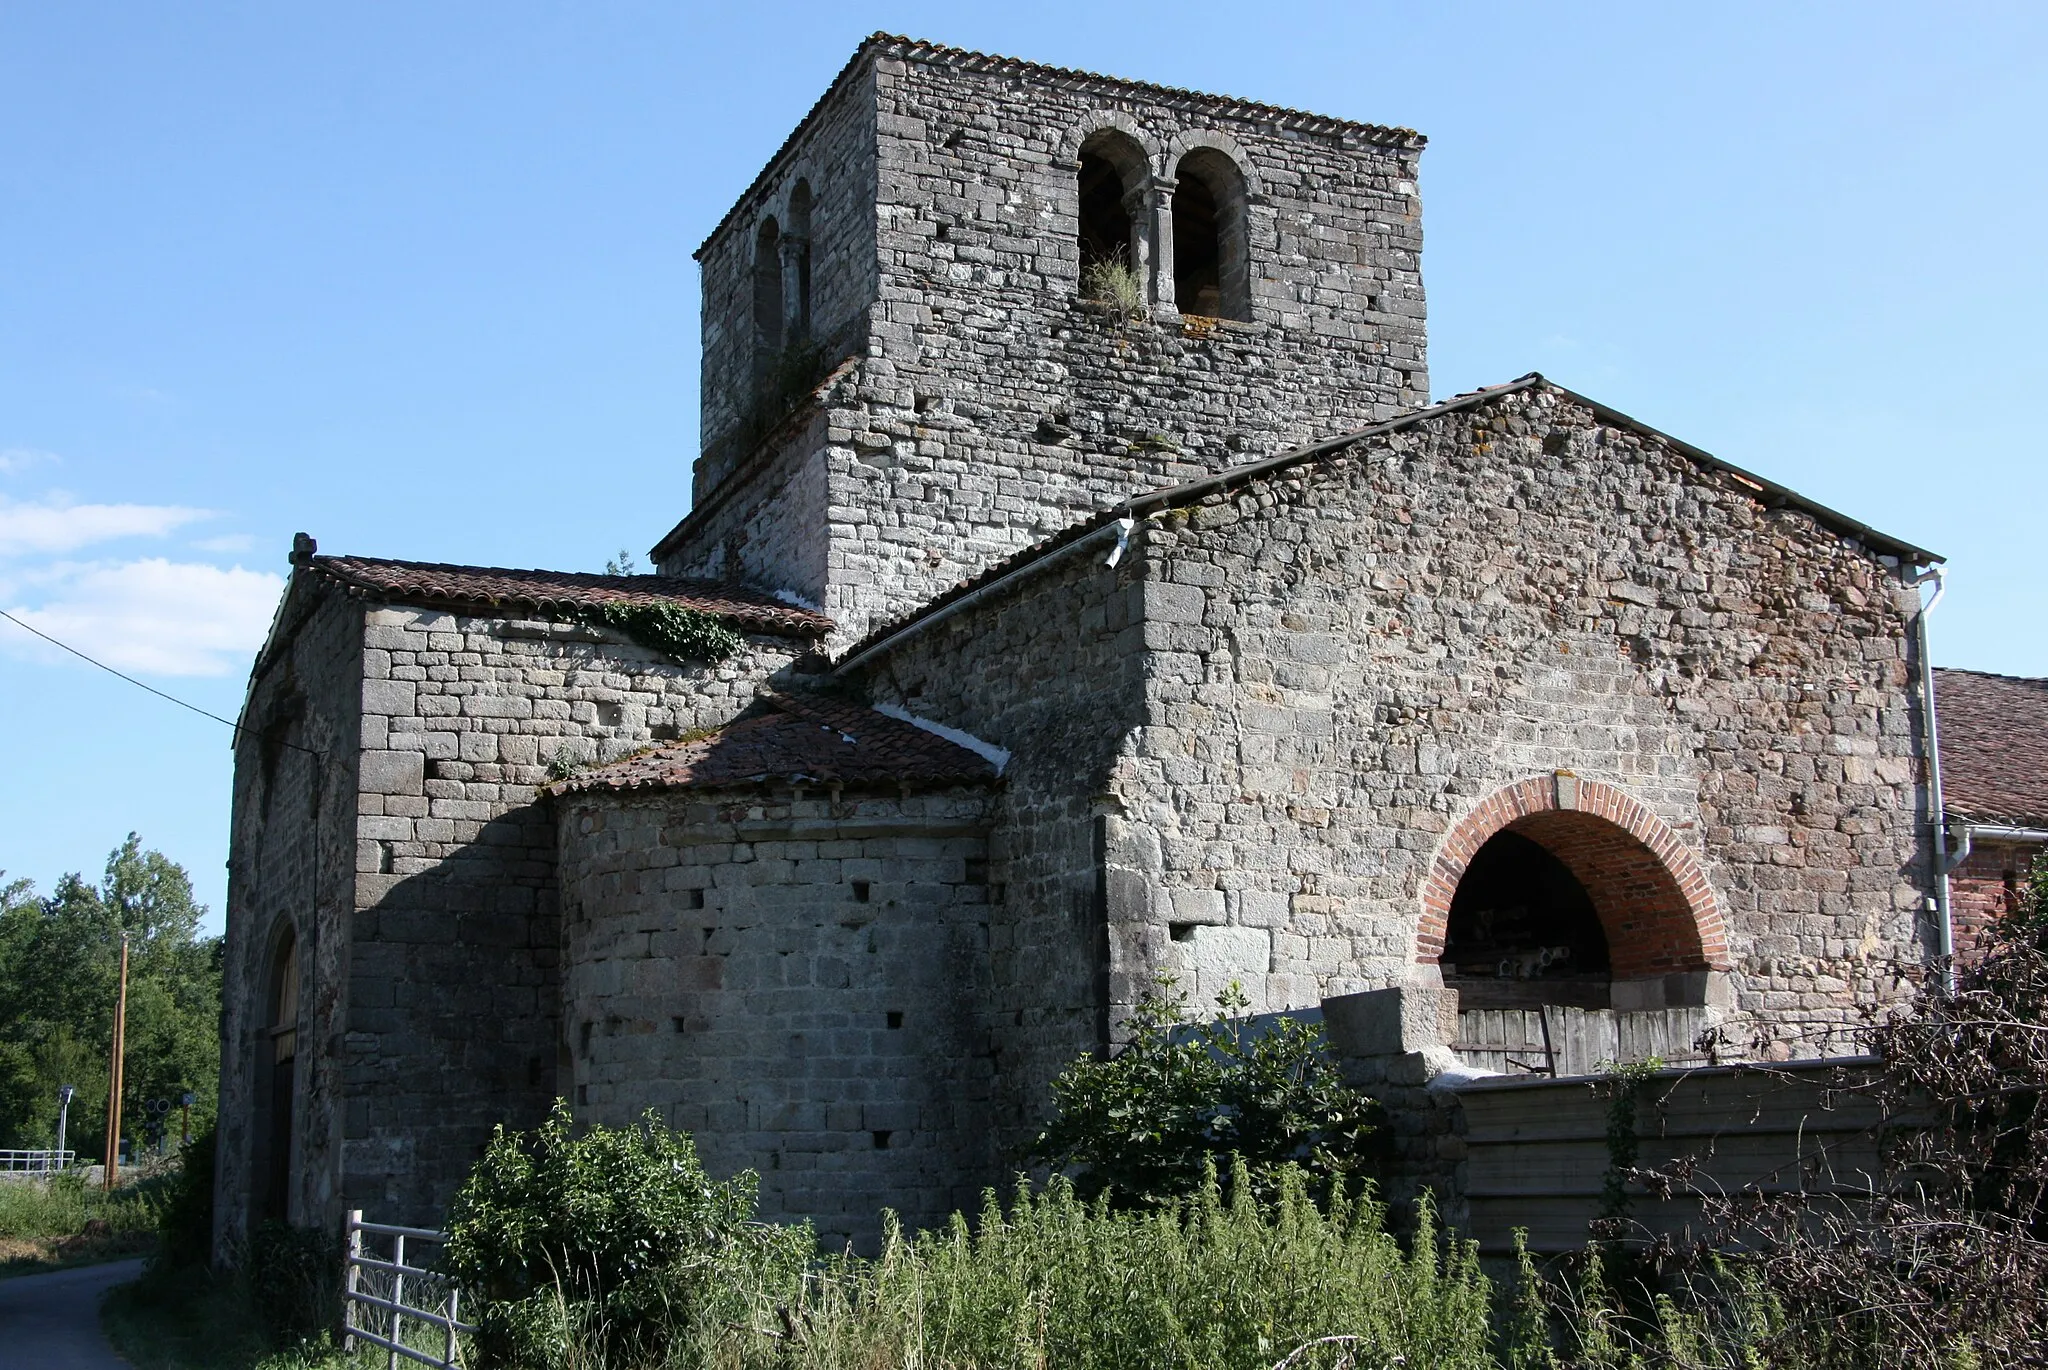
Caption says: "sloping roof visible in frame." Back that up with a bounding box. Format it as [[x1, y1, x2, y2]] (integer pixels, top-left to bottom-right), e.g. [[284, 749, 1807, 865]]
[[697, 32, 1422, 259], [546, 692, 998, 797], [835, 375, 1942, 672], [305, 554, 833, 638], [1937, 668, 2048, 829]]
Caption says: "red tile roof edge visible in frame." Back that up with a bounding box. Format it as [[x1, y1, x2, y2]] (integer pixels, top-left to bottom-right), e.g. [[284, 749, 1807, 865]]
[[305, 553, 833, 638]]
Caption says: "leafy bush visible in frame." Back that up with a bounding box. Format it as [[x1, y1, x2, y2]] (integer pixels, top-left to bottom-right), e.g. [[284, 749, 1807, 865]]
[[148, 1124, 215, 1269], [1033, 975, 1384, 1206], [579, 602, 743, 665], [440, 1101, 808, 1368]]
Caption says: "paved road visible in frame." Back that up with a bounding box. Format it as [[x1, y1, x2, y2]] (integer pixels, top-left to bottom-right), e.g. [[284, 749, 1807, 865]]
[[0, 1258, 142, 1369]]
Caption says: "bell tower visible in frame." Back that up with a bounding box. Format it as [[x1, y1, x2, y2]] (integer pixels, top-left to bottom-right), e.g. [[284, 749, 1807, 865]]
[[654, 34, 1429, 645]]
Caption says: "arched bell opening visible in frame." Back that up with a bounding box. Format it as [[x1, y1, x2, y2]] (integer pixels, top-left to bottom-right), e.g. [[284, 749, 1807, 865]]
[[1442, 829, 1612, 1010], [1076, 129, 1150, 300]]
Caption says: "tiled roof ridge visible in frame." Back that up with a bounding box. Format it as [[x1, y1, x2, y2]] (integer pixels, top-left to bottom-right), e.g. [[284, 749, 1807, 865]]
[[544, 690, 998, 798], [1935, 665, 2048, 689], [305, 552, 833, 638], [696, 31, 1422, 258], [834, 375, 1942, 672]]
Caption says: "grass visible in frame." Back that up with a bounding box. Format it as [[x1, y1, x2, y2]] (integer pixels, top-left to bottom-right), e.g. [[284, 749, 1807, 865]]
[[0, 1170, 159, 1276]]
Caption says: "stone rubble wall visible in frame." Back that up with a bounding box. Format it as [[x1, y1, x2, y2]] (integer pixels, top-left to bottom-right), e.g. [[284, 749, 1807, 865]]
[[342, 600, 804, 1225], [555, 785, 993, 1248], [1127, 386, 1930, 1051], [216, 580, 363, 1256]]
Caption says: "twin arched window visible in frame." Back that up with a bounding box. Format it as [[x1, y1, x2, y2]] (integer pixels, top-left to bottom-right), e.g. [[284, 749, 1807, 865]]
[[752, 180, 815, 393], [1076, 131, 1250, 322]]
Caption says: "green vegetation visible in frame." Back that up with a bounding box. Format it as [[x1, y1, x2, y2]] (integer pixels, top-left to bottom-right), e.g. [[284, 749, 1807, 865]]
[[579, 601, 744, 665], [0, 1168, 159, 1274], [441, 1102, 1491, 1370], [1033, 975, 1383, 1207], [1081, 254, 1146, 320], [0, 836, 221, 1160], [442, 1101, 805, 1368]]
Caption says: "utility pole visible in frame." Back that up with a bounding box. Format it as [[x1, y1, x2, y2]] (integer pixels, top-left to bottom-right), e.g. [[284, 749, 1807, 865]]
[[180, 1091, 194, 1147], [103, 934, 129, 1191], [54, 1084, 75, 1176]]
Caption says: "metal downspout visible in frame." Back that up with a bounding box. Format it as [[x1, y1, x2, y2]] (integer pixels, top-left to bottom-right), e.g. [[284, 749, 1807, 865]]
[[1912, 566, 1953, 989]]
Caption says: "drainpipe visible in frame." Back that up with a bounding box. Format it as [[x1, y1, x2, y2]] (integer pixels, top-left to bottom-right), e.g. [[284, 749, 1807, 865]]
[[1911, 566, 1953, 989]]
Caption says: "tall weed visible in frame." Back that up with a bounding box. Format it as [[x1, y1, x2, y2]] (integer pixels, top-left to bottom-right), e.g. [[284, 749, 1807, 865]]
[[677, 1160, 1494, 1370]]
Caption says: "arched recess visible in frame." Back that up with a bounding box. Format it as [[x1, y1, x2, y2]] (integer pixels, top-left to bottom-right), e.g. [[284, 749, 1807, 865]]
[[751, 217, 784, 392], [1075, 127, 1152, 296], [251, 921, 300, 1224], [783, 181, 813, 343], [1419, 775, 1728, 1006], [1171, 146, 1251, 321]]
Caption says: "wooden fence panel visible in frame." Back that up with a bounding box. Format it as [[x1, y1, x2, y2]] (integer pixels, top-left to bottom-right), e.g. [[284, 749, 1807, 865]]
[[1451, 1057, 1887, 1253]]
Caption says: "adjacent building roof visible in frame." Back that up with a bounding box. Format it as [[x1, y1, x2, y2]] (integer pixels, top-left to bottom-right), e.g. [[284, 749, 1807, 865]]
[[546, 692, 998, 797], [1937, 668, 2048, 830], [697, 31, 1422, 258], [304, 553, 834, 639], [836, 375, 1942, 672]]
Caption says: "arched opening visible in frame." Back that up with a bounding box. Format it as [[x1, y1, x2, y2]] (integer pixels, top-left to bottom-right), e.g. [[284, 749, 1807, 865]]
[[1076, 130, 1149, 301], [1443, 830, 1612, 1009], [784, 181, 813, 342], [1421, 776, 1730, 1072], [255, 925, 299, 1223], [751, 217, 784, 392], [1172, 149, 1250, 321]]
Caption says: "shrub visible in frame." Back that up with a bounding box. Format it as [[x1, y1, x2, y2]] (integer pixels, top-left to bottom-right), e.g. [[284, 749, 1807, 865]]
[[246, 1221, 342, 1346], [1033, 974, 1384, 1207], [146, 1123, 215, 1269], [440, 1101, 809, 1369]]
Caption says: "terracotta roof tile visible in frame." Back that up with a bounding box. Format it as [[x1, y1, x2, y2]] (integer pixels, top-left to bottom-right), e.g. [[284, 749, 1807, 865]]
[[306, 554, 832, 638], [546, 693, 998, 797], [1937, 668, 2048, 829]]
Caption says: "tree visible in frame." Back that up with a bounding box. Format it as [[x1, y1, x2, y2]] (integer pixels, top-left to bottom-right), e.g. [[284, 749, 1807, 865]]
[[0, 836, 221, 1159], [1032, 974, 1384, 1207]]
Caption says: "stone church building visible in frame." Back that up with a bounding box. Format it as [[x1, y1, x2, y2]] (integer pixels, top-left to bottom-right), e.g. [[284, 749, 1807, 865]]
[[215, 34, 1957, 1254]]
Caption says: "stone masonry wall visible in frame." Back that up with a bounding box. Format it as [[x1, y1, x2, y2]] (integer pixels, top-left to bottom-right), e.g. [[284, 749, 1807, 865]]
[[1124, 385, 1931, 1054], [663, 41, 1432, 647], [851, 538, 1148, 1151], [555, 785, 992, 1249], [344, 600, 804, 1224], [217, 581, 362, 1257]]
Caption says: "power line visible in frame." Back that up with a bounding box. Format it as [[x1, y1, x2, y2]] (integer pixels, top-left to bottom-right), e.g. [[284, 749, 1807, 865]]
[[0, 606, 321, 757]]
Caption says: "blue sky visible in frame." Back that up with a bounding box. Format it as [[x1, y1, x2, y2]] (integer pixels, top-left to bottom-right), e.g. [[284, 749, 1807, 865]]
[[2, 2, 2042, 933]]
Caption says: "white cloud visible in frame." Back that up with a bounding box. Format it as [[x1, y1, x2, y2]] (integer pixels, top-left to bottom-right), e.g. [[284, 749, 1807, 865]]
[[192, 533, 258, 554], [2, 558, 286, 676], [0, 496, 212, 556], [0, 448, 59, 476]]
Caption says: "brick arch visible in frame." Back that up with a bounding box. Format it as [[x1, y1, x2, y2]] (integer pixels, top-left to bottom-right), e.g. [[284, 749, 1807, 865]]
[[1418, 774, 1728, 979]]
